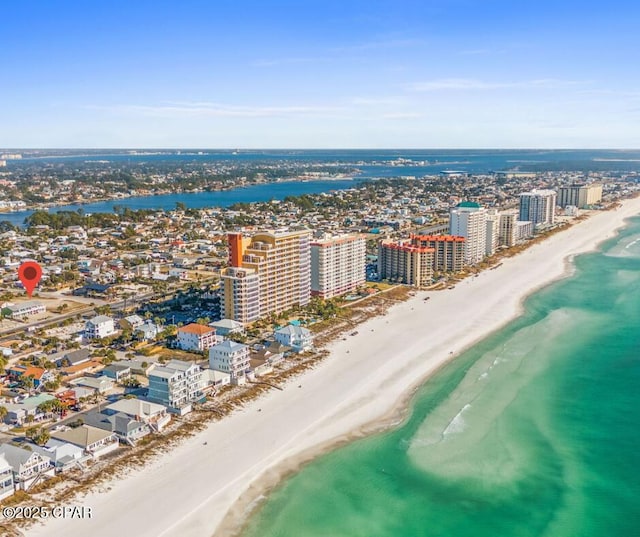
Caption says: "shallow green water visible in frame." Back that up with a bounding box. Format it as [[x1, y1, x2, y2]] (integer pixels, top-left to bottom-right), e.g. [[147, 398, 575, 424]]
[[242, 216, 640, 537]]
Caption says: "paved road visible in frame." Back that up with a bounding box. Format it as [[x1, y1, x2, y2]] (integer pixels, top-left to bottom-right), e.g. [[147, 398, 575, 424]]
[[0, 292, 156, 341]]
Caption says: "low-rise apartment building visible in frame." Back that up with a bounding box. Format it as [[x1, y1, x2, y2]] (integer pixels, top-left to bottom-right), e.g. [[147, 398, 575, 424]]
[[147, 360, 204, 414], [176, 323, 219, 351], [209, 340, 250, 383]]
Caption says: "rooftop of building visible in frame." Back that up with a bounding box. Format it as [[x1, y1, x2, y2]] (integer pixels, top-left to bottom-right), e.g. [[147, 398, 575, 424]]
[[177, 323, 215, 336]]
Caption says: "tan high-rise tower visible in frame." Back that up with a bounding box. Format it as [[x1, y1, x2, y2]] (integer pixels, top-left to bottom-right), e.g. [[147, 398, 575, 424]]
[[221, 230, 311, 323]]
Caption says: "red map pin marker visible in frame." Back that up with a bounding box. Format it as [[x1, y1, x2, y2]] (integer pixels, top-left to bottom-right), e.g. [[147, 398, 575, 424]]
[[18, 261, 42, 298]]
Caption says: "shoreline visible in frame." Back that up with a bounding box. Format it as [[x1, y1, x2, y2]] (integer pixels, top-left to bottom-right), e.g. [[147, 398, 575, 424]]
[[1, 175, 361, 222], [218, 215, 616, 537], [25, 197, 640, 537]]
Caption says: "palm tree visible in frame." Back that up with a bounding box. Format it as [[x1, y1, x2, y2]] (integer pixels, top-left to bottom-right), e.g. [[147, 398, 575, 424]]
[[21, 375, 35, 395], [0, 406, 8, 423]]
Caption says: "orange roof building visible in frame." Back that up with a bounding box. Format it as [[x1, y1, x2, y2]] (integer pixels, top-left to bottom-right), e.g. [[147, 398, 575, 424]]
[[177, 323, 219, 352]]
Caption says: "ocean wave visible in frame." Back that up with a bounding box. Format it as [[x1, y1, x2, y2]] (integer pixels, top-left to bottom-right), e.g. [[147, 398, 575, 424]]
[[624, 238, 640, 249], [442, 403, 472, 437]]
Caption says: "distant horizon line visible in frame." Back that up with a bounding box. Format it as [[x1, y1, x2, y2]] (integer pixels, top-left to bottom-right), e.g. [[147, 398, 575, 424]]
[[2, 147, 640, 151]]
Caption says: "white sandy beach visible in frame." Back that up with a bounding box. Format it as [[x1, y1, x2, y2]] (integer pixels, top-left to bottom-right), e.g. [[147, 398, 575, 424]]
[[26, 197, 640, 537]]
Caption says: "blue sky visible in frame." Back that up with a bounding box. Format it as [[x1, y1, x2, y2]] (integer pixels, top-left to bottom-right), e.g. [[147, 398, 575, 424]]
[[2, 0, 639, 148]]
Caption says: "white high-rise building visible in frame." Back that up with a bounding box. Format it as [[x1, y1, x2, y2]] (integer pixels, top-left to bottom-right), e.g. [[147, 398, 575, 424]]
[[485, 211, 500, 256], [519, 189, 557, 226], [310, 235, 366, 299], [449, 202, 488, 264]]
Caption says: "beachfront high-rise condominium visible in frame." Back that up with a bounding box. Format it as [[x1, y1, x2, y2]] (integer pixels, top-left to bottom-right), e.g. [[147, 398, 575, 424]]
[[498, 210, 518, 247], [221, 230, 311, 323], [407, 234, 465, 273], [557, 184, 603, 208], [220, 266, 261, 324], [310, 234, 366, 299], [449, 202, 488, 265], [519, 189, 557, 226], [378, 240, 435, 288], [485, 211, 500, 255]]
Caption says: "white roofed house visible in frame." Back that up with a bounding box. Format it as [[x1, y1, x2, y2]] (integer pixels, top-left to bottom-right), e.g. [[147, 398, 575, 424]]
[[0, 443, 55, 491], [274, 325, 314, 353], [83, 411, 150, 446], [119, 314, 144, 331], [50, 425, 119, 460], [85, 315, 116, 339], [103, 399, 171, 433], [82, 398, 171, 445], [209, 340, 250, 384], [135, 321, 161, 341], [32, 438, 89, 473], [0, 454, 15, 500], [208, 318, 245, 337], [147, 360, 204, 415]]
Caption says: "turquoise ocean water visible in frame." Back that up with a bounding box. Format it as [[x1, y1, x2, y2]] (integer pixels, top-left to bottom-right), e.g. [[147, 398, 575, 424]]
[[242, 215, 640, 537]]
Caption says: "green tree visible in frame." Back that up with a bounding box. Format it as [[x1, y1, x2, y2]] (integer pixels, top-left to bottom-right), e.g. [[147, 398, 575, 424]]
[[20, 375, 35, 394]]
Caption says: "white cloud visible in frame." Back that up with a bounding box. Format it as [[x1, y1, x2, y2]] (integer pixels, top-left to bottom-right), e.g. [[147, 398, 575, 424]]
[[351, 96, 406, 106], [407, 78, 587, 91], [89, 101, 344, 118], [331, 37, 426, 52], [381, 112, 423, 119], [252, 56, 333, 67]]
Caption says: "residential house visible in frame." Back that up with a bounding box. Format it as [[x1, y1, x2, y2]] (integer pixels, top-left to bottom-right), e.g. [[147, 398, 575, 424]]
[[0, 454, 14, 500], [50, 425, 119, 459], [135, 321, 160, 341], [112, 359, 156, 376], [73, 281, 113, 298], [147, 360, 204, 414], [32, 439, 88, 472], [251, 346, 284, 366], [85, 315, 116, 339], [3, 394, 57, 425], [248, 358, 273, 378], [69, 376, 115, 394], [55, 348, 91, 368], [202, 369, 231, 390], [176, 323, 219, 352], [99, 364, 131, 382], [6, 365, 55, 390], [119, 314, 144, 331], [208, 318, 245, 337], [274, 325, 314, 353], [83, 410, 150, 446], [103, 399, 171, 432], [0, 443, 54, 491], [168, 268, 189, 280], [265, 341, 291, 356], [209, 340, 250, 383]]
